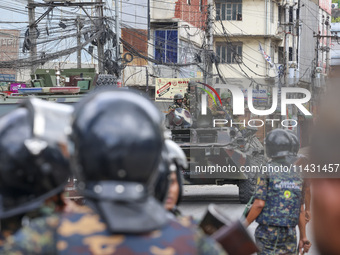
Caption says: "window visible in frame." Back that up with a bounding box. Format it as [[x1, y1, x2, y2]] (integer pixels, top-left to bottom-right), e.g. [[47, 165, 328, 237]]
[[216, 0, 242, 21], [187, 0, 191, 4], [270, 44, 275, 63], [216, 43, 242, 64], [270, 0, 274, 23], [278, 6, 284, 24], [289, 7, 293, 32], [199, 0, 203, 12], [155, 30, 178, 64], [278, 46, 284, 64]]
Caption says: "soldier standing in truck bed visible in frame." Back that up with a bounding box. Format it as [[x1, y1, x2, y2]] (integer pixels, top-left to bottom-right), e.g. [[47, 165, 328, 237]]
[[168, 93, 188, 111], [184, 81, 198, 112]]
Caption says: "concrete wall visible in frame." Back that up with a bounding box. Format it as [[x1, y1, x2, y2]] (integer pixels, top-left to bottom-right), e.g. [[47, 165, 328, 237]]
[[331, 23, 340, 66], [213, 0, 279, 37], [213, 37, 278, 80], [298, 0, 318, 84]]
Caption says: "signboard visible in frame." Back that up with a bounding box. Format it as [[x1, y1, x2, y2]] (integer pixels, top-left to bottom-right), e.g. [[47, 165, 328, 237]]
[[0, 74, 15, 81], [242, 89, 268, 105], [155, 78, 201, 102], [0, 30, 20, 81]]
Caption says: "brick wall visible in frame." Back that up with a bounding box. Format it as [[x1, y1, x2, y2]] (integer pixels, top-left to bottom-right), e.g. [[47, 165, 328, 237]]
[[122, 28, 148, 66], [174, 0, 208, 29]]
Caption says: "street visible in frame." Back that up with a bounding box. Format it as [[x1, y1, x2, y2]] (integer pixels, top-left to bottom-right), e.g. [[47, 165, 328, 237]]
[[179, 185, 318, 255]]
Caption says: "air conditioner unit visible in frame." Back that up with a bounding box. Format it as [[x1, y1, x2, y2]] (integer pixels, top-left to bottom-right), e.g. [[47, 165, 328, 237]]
[[289, 61, 297, 68], [316, 67, 323, 73]]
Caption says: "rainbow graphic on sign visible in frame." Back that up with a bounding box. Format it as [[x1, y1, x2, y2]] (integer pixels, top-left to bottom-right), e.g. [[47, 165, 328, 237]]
[[197, 82, 222, 106]]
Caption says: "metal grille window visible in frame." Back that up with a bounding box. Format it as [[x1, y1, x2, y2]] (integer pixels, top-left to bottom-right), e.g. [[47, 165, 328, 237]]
[[216, 0, 242, 21], [216, 43, 242, 64], [155, 30, 178, 64]]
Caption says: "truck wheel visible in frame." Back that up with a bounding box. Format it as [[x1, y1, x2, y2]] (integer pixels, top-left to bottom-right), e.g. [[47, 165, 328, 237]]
[[238, 175, 256, 204], [238, 156, 266, 204]]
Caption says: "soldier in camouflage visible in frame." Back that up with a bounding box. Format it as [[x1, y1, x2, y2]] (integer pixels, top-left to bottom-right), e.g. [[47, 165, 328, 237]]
[[168, 93, 188, 112], [245, 129, 311, 255], [2, 89, 226, 255], [211, 92, 232, 120], [184, 81, 197, 112]]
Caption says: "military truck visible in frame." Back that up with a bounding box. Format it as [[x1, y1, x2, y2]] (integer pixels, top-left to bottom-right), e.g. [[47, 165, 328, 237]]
[[0, 68, 117, 116], [165, 104, 266, 204]]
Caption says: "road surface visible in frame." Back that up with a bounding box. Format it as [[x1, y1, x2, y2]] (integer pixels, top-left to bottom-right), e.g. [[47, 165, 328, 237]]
[[179, 185, 318, 255]]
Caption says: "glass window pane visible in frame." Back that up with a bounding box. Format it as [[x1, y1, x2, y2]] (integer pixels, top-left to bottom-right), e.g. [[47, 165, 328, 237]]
[[166, 30, 178, 63], [216, 46, 221, 59], [232, 5, 237, 20], [238, 45, 242, 57], [222, 46, 226, 63], [222, 4, 226, 20], [216, 4, 221, 20], [227, 52, 231, 63], [155, 30, 166, 63]]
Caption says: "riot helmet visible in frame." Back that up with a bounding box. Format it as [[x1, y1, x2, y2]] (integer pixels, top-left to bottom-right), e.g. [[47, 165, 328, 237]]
[[165, 139, 187, 205], [187, 81, 197, 93], [286, 130, 299, 155], [154, 149, 171, 203], [221, 91, 231, 104], [70, 88, 168, 234], [154, 139, 188, 204], [265, 129, 292, 158], [174, 93, 184, 105], [0, 98, 72, 219]]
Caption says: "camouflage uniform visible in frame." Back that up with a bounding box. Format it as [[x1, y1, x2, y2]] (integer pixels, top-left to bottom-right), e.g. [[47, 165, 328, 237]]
[[211, 102, 233, 119], [184, 92, 197, 112], [0, 206, 55, 251], [254, 159, 304, 255], [168, 102, 188, 111], [1, 206, 226, 255]]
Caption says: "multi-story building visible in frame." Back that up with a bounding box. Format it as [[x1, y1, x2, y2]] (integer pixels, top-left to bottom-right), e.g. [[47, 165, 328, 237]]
[[212, 0, 330, 145], [121, 0, 208, 94]]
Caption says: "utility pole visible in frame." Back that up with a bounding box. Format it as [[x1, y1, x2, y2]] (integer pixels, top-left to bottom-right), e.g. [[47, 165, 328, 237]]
[[28, 0, 37, 74], [96, 0, 104, 73], [115, 0, 121, 79], [292, 4, 297, 67], [284, 4, 290, 87], [205, 0, 213, 85], [76, 16, 82, 68], [321, 16, 325, 73], [325, 16, 330, 75]]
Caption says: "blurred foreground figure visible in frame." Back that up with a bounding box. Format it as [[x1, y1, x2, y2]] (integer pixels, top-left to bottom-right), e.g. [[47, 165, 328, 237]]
[[309, 80, 340, 255], [163, 139, 187, 216], [286, 130, 312, 224], [0, 98, 72, 249], [2, 89, 225, 255], [246, 129, 310, 255]]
